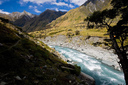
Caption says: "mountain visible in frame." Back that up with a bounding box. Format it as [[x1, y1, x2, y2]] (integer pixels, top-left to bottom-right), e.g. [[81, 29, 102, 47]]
[[0, 10, 36, 28], [22, 9, 66, 32], [29, 0, 112, 43], [0, 10, 35, 27], [12, 11, 36, 27], [47, 0, 111, 29], [0, 10, 35, 21], [0, 17, 94, 85], [9, 10, 35, 21]]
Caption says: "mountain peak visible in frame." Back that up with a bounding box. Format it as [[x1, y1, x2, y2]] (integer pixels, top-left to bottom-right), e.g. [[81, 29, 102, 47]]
[[45, 9, 56, 12], [8, 11, 35, 21], [21, 10, 33, 17], [23, 9, 66, 32], [23, 10, 27, 14]]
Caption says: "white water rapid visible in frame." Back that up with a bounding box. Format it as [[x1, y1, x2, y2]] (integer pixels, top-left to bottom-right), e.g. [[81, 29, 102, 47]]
[[51, 46, 126, 85]]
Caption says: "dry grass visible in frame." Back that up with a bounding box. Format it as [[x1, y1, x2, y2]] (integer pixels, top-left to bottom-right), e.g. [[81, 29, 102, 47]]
[[29, 26, 109, 38]]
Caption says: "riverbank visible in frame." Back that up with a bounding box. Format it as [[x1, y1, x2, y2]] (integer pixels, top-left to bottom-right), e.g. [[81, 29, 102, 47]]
[[40, 35, 121, 71]]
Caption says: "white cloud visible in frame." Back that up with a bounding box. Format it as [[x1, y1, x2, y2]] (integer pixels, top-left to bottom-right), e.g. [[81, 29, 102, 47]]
[[29, 5, 41, 13], [34, 9, 41, 13], [0, 1, 2, 5], [0, 0, 10, 5], [29, 5, 37, 9], [29, 5, 33, 9], [48, 8, 59, 11], [0, 9, 10, 14], [52, 2, 68, 6], [49, 8, 67, 12], [64, 0, 68, 2], [70, 0, 86, 6], [69, 4, 74, 8], [19, 0, 26, 6], [52, 2, 74, 8], [55, 8, 59, 11], [59, 9, 67, 12], [20, 0, 56, 5]]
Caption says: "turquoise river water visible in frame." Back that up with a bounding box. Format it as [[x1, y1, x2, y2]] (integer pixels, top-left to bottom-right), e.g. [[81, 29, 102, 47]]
[[51, 46, 126, 85]]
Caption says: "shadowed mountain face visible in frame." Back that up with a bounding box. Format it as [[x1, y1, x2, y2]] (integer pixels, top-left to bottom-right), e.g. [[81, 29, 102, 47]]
[[22, 9, 66, 32], [12, 15, 35, 27], [11, 11, 35, 27]]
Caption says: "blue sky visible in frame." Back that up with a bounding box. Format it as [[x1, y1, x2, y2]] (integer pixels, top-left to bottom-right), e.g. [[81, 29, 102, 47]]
[[0, 0, 86, 15]]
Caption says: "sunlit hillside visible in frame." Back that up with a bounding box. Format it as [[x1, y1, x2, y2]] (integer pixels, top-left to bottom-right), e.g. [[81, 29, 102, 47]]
[[30, 0, 111, 38]]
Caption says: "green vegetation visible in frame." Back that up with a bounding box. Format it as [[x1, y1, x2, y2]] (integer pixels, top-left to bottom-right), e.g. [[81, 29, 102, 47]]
[[0, 18, 86, 85], [67, 32, 74, 38], [49, 30, 64, 35], [45, 0, 111, 32], [29, 0, 112, 40], [75, 30, 80, 35]]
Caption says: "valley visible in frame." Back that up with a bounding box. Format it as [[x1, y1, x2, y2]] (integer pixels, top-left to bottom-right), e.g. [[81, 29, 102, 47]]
[[0, 0, 128, 84]]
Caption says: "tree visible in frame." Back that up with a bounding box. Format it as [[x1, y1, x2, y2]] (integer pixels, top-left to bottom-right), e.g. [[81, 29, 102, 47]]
[[85, 0, 128, 84]]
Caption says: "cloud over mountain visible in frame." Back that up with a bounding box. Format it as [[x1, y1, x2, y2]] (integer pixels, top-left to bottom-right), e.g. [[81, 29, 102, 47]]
[[0, 9, 10, 14], [70, 0, 87, 6]]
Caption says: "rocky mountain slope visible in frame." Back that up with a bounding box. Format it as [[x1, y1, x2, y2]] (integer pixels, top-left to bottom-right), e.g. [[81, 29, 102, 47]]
[[0, 10, 35, 28], [0, 17, 95, 85], [23, 9, 66, 32], [9, 10, 35, 21], [11, 11, 36, 27], [0, 10, 66, 32], [29, 0, 112, 40], [47, 0, 111, 29], [0, 10, 35, 21]]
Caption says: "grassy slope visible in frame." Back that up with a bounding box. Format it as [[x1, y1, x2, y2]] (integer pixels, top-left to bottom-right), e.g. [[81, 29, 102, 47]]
[[29, 0, 111, 38], [0, 18, 84, 85]]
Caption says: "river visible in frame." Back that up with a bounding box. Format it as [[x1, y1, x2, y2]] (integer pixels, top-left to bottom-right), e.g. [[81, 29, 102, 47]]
[[51, 46, 126, 85]]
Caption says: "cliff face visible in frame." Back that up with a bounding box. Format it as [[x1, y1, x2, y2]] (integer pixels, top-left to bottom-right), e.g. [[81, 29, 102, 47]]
[[82, 0, 111, 13]]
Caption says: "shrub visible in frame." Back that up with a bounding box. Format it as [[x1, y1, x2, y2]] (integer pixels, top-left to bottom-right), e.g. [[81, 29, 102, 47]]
[[66, 32, 74, 38], [74, 65, 81, 76], [75, 30, 80, 35], [68, 29, 72, 31]]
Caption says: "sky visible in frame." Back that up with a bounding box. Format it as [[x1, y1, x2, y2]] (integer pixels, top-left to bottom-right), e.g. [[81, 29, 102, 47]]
[[0, 0, 87, 15]]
